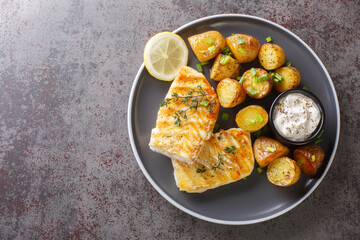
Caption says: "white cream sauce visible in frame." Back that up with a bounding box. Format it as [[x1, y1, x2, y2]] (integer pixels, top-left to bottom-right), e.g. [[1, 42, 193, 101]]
[[273, 93, 321, 141]]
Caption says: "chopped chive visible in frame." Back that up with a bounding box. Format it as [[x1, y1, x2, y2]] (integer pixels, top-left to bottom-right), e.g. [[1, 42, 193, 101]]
[[258, 74, 268, 83], [256, 114, 263, 123], [286, 61, 292, 66], [257, 167, 263, 173], [266, 146, 277, 152], [196, 64, 203, 72], [242, 177, 247, 180], [237, 38, 245, 45], [303, 86, 308, 90], [231, 33, 235, 36], [222, 112, 229, 121], [221, 46, 232, 55], [254, 130, 262, 138], [247, 119, 256, 124], [208, 45, 216, 53], [201, 61, 209, 65], [238, 46, 246, 55], [247, 86, 258, 95], [311, 155, 316, 162], [200, 99, 210, 107], [314, 138, 323, 144], [275, 73, 283, 81], [236, 76, 241, 80], [269, 71, 275, 78], [266, 36, 272, 42], [250, 68, 257, 77], [220, 55, 231, 65], [206, 38, 213, 45], [317, 129, 324, 139], [239, 77, 245, 84]]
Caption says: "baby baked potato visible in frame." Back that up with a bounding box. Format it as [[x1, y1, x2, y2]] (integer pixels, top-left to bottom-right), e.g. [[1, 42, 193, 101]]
[[217, 78, 246, 108], [225, 34, 260, 63], [253, 137, 289, 168], [274, 66, 301, 92], [266, 157, 301, 187], [188, 31, 226, 62], [235, 105, 268, 132], [210, 54, 241, 81], [293, 144, 325, 175], [258, 43, 286, 70], [242, 68, 273, 99]]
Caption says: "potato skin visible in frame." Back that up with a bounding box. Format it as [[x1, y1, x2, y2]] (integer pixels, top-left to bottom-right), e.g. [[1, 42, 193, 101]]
[[226, 34, 260, 63], [235, 105, 268, 132], [258, 43, 286, 70], [210, 54, 241, 81], [217, 78, 246, 108], [242, 68, 273, 99], [188, 31, 226, 62], [274, 67, 301, 92], [253, 137, 289, 168], [266, 157, 301, 187], [293, 144, 325, 175]]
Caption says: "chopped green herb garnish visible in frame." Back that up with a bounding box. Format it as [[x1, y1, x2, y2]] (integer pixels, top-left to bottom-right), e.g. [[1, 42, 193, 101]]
[[311, 155, 316, 162], [221, 46, 232, 55], [250, 68, 257, 77], [231, 33, 235, 36], [201, 61, 209, 65], [266, 146, 277, 152], [257, 167, 263, 173], [273, 73, 284, 84], [258, 74, 268, 83], [303, 86, 308, 90], [256, 114, 263, 123], [286, 61, 292, 66], [247, 119, 256, 124], [196, 167, 206, 173], [317, 129, 324, 139], [297, 160, 302, 168], [239, 77, 245, 84], [208, 45, 216, 53], [212, 154, 224, 171], [236, 76, 241, 81], [247, 86, 258, 95], [314, 138, 323, 144], [225, 146, 236, 153], [242, 177, 247, 180], [263, 125, 270, 131], [254, 130, 262, 138], [269, 71, 275, 78], [237, 38, 245, 45], [238, 46, 246, 55], [196, 63, 203, 72], [220, 55, 231, 65], [222, 112, 229, 121], [206, 38, 213, 45], [200, 99, 210, 107], [213, 123, 220, 133], [266, 36, 272, 42]]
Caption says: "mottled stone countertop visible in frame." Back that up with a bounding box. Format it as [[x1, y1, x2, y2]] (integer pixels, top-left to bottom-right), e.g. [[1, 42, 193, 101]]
[[0, 0, 359, 239]]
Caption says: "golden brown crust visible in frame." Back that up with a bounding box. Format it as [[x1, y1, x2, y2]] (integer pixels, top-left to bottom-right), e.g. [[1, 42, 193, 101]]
[[226, 34, 260, 63], [253, 137, 289, 168], [188, 31, 226, 62], [293, 144, 325, 175], [242, 68, 273, 99], [210, 54, 241, 81]]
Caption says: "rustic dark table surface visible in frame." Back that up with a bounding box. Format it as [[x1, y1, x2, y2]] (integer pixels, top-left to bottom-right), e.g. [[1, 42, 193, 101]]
[[1, 0, 359, 239]]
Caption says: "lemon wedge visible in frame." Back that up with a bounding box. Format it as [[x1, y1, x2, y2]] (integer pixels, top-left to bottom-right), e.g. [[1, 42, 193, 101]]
[[144, 32, 188, 81]]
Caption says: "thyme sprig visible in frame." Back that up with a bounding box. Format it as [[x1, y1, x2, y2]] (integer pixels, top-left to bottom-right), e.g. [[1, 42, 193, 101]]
[[212, 154, 224, 172], [160, 85, 216, 126]]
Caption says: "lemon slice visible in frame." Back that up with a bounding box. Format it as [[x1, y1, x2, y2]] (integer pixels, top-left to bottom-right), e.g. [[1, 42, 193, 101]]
[[144, 32, 188, 81]]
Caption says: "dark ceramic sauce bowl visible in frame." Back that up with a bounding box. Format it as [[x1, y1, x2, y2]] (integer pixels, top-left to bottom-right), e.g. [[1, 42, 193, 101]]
[[269, 89, 325, 146]]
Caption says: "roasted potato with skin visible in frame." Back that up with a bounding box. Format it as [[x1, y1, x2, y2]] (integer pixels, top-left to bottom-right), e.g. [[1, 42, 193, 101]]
[[274, 66, 301, 92], [235, 105, 268, 132], [217, 78, 246, 108], [188, 31, 226, 62], [258, 43, 286, 70], [210, 54, 241, 81], [293, 144, 325, 175], [242, 68, 273, 99], [267, 157, 301, 187], [226, 34, 260, 63], [253, 137, 289, 168]]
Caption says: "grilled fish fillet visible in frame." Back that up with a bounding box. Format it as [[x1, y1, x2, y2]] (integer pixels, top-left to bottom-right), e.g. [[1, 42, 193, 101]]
[[149, 66, 219, 164], [172, 128, 254, 193]]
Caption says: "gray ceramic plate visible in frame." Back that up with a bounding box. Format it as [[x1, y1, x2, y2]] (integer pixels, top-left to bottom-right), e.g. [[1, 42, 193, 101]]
[[128, 14, 340, 225]]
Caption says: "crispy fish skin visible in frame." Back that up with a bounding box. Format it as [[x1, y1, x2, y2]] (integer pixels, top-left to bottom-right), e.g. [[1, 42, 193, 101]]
[[172, 128, 254, 193], [149, 66, 219, 164]]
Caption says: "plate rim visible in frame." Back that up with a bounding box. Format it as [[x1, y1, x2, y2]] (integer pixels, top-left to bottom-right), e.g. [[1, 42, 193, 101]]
[[127, 14, 340, 225]]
